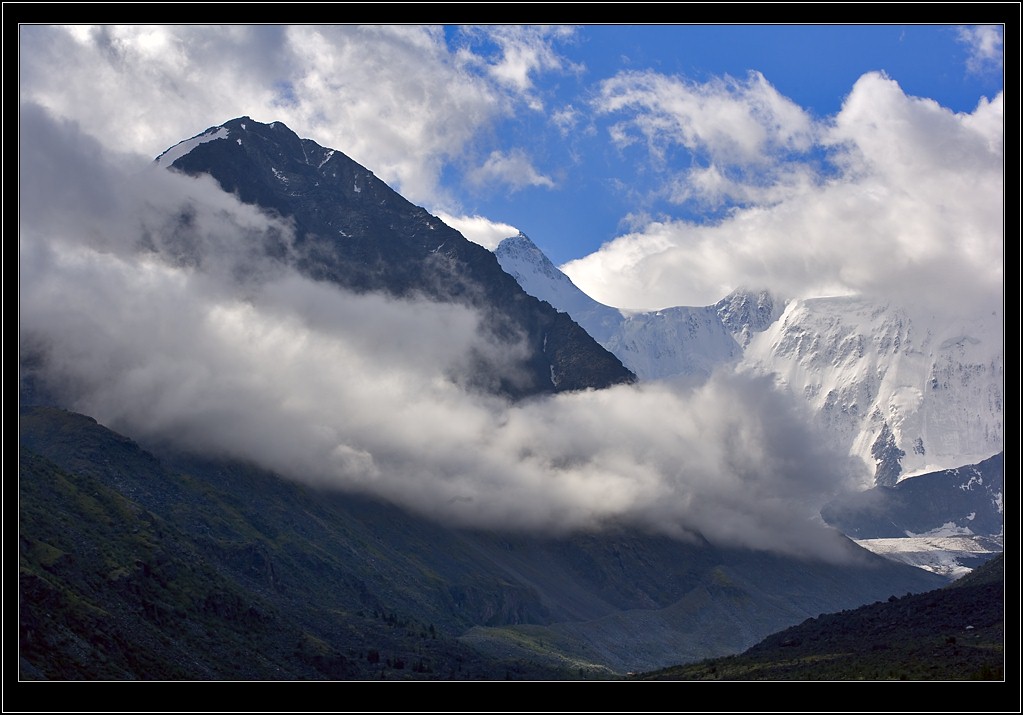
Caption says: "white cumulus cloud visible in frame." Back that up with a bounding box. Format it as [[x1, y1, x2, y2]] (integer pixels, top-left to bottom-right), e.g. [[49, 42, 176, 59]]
[[594, 69, 817, 208], [19, 24, 504, 213], [564, 71, 1003, 320], [458, 25, 582, 109]]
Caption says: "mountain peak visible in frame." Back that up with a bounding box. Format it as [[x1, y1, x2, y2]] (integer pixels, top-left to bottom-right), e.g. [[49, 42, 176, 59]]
[[221, 116, 303, 143], [495, 237, 744, 379], [495, 231, 625, 345], [218, 116, 294, 134], [153, 121, 635, 396], [496, 231, 536, 250], [495, 232, 564, 282]]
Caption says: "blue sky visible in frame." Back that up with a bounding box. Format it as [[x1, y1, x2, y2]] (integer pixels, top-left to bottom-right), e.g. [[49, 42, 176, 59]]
[[20, 23, 1005, 311]]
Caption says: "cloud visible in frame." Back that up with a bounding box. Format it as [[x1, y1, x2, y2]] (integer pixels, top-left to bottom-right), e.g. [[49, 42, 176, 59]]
[[17, 24, 595, 225], [597, 69, 815, 165], [593, 69, 817, 208], [956, 25, 1004, 75], [20, 104, 862, 563], [21, 25, 289, 161], [17, 103, 299, 278], [564, 72, 1003, 318], [551, 104, 581, 135], [457, 25, 582, 110], [434, 212, 520, 250], [18, 24, 505, 213], [467, 149, 557, 192], [280, 25, 503, 207]]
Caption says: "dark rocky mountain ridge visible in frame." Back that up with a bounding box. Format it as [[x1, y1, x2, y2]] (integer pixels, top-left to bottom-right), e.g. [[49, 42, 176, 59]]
[[821, 452, 1004, 540], [164, 117, 634, 397]]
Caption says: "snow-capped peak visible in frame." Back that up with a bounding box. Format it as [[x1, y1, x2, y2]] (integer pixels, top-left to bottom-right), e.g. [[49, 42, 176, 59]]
[[495, 233, 624, 344], [494, 233, 742, 380], [495, 233, 570, 285]]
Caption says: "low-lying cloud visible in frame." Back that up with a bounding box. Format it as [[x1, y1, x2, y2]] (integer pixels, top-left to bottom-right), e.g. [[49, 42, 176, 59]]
[[20, 104, 863, 563]]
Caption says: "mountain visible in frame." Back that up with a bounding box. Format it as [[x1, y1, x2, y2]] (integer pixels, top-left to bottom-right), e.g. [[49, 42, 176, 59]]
[[637, 553, 1005, 681], [494, 235, 1003, 487], [492, 235, 1003, 580], [158, 117, 634, 397], [494, 232, 624, 344], [17, 119, 989, 684], [18, 405, 948, 680], [820, 452, 1004, 578], [742, 296, 1003, 485], [495, 233, 747, 381], [17, 406, 564, 681]]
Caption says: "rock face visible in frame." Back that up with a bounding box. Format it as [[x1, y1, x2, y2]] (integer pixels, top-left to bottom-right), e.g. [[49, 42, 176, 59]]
[[871, 421, 906, 487], [715, 288, 788, 349], [162, 117, 634, 398]]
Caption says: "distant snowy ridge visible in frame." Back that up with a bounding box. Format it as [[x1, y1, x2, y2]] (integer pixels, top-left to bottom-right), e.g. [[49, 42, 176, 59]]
[[604, 304, 744, 382], [853, 534, 1002, 579], [741, 297, 1003, 484], [493, 234, 1003, 484], [821, 452, 1002, 575]]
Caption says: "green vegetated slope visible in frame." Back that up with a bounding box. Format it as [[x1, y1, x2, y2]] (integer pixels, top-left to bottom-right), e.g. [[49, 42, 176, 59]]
[[19, 405, 948, 680], [18, 407, 569, 681], [637, 553, 1005, 681]]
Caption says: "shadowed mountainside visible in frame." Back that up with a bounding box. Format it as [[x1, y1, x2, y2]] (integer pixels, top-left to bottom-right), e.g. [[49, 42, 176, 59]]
[[19, 405, 949, 680]]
